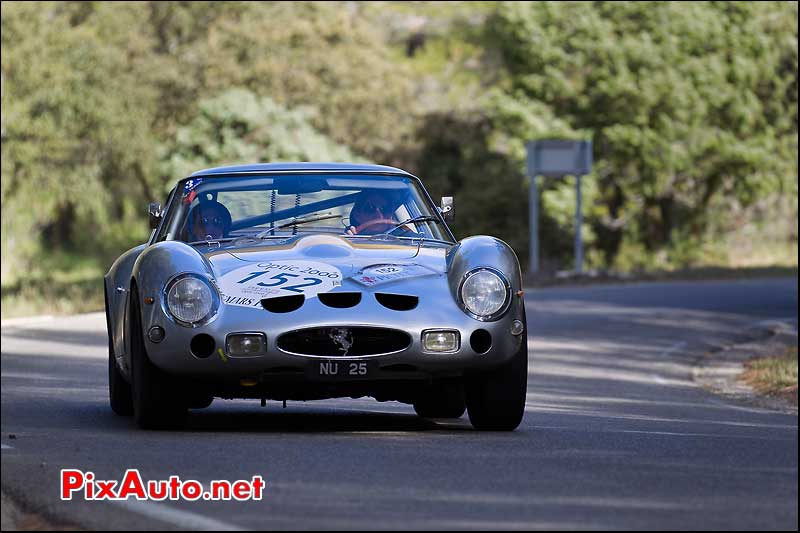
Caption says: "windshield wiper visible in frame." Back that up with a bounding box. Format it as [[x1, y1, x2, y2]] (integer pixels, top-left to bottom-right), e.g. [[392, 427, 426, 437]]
[[382, 215, 443, 235], [187, 237, 239, 246], [273, 213, 341, 230]]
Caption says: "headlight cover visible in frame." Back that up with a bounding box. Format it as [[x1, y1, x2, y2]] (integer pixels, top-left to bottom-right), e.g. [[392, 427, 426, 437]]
[[459, 268, 510, 320], [164, 274, 219, 326]]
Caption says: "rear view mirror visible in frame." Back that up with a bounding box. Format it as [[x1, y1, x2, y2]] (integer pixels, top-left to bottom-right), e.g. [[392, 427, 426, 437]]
[[148, 202, 162, 229], [275, 175, 327, 195], [440, 196, 454, 222]]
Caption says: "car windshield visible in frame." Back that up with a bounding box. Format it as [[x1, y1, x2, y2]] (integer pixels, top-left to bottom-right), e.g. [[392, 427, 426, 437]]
[[157, 173, 452, 244]]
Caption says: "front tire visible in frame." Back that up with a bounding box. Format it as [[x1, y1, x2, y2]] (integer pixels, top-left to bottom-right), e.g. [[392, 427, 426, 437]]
[[129, 288, 187, 429], [189, 394, 214, 410], [107, 288, 133, 416], [465, 317, 528, 431], [413, 382, 466, 418]]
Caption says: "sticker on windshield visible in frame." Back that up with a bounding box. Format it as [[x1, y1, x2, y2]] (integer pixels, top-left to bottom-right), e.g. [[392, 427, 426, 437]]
[[351, 263, 436, 287], [183, 178, 203, 194], [218, 260, 342, 308], [182, 178, 203, 204]]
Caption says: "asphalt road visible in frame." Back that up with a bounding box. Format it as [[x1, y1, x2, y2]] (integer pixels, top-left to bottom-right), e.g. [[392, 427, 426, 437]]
[[2, 279, 797, 530]]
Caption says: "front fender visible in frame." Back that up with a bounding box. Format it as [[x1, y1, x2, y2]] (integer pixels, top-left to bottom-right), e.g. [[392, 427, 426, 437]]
[[105, 244, 146, 372], [125, 241, 215, 369], [446, 236, 524, 322]]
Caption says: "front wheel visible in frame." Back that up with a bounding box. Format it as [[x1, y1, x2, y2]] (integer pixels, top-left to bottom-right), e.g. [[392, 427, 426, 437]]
[[413, 382, 466, 418], [106, 288, 133, 416], [189, 394, 214, 410], [129, 288, 187, 429], [108, 330, 134, 416], [465, 324, 528, 431]]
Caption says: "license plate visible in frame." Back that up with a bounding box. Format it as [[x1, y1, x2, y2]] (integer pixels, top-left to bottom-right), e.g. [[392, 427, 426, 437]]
[[308, 360, 376, 380]]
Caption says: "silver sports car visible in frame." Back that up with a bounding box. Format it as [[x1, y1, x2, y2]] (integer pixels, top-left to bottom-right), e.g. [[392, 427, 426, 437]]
[[105, 163, 528, 430]]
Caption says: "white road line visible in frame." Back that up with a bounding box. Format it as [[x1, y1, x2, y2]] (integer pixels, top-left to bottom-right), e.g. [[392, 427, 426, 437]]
[[1, 444, 13, 450], [111, 499, 247, 531], [616, 429, 796, 440]]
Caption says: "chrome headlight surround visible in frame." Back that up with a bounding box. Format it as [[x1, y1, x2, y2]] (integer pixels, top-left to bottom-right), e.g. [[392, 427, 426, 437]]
[[458, 267, 512, 322], [162, 273, 220, 328]]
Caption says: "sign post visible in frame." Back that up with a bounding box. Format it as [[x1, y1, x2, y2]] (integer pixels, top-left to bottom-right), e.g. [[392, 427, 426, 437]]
[[526, 139, 593, 276], [529, 172, 539, 277]]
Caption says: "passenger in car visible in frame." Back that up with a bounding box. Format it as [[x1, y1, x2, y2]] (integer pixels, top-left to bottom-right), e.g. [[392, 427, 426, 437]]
[[187, 201, 232, 241]]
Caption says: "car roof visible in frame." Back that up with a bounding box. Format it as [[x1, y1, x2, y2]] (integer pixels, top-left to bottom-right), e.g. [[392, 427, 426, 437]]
[[189, 162, 413, 177]]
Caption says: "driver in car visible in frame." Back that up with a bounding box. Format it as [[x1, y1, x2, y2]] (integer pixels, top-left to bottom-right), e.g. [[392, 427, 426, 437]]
[[345, 190, 397, 235]]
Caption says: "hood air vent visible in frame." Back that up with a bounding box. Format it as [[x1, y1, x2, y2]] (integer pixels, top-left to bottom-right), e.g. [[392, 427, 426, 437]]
[[262, 294, 305, 313], [318, 292, 362, 308], [375, 293, 418, 311]]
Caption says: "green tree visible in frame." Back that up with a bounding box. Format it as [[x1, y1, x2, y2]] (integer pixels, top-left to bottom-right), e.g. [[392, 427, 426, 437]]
[[1, 1, 406, 282], [485, 0, 798, 267], [162, 88, 362, 179], [1, 1, 160, 279], [197, 1, 417, 161]]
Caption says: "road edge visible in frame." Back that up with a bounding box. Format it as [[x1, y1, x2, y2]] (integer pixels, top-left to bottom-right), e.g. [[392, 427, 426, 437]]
[[693, 321, 798, 414], [1, 489, 80, 531], [1, 491, 19, 531]]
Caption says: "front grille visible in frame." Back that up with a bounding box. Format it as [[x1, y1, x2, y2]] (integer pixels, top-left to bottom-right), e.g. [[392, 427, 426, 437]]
[[277, 327, 411, 357]]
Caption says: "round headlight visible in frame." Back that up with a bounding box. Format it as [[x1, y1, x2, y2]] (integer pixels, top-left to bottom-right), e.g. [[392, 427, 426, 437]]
[[460, 269, 509, 319], [165, 275, 217, 325]]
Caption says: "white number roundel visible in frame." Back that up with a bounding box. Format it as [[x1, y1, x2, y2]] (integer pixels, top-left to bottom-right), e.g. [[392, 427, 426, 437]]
[[218, 261, 342, 308]]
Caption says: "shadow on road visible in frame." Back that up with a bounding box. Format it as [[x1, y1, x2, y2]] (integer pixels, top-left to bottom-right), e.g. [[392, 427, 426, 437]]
[[182, 408, 466, 433]]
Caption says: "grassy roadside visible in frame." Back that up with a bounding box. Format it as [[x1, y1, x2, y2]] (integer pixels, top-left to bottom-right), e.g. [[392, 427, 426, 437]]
[[1, 277, 105, 319], [1, 253, 107, 319], [741, 346, 799, 406], [527, 265, 798, 287]]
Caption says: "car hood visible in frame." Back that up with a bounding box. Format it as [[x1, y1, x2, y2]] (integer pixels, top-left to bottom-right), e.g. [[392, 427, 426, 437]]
[[200, 234, 452, 306]]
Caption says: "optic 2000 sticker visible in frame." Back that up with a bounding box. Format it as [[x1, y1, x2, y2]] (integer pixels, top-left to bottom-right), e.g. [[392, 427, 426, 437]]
[[218, 260, 342, 308]]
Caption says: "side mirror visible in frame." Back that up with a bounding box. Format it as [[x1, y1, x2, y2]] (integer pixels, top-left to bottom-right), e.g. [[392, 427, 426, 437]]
[[439, 196, 454, 222], [148, 202, 162, 229]]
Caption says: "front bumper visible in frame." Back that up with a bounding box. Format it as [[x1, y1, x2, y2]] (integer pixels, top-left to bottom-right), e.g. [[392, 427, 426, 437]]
[[143, 294, 526, 381]]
